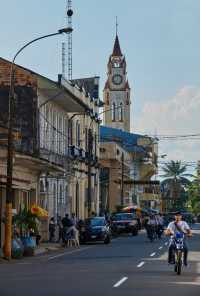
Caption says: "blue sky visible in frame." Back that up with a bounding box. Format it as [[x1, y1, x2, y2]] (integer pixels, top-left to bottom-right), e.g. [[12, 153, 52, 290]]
[[1, 0, 200, 170]]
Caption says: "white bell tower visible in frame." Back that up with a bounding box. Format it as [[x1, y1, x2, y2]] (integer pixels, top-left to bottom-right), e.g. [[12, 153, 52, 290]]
[[103, 32, 131, 132]]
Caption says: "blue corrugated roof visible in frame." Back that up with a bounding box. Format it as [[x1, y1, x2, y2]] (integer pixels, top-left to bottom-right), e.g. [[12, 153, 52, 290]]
[[100, 126, 147, 153]]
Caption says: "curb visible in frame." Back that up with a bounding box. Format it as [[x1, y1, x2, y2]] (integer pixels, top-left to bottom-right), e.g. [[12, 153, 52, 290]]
[[35, 246, 64, 256]]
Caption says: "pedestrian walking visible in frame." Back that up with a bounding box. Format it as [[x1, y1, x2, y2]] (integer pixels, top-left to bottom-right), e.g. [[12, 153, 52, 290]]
[[56, 216, 63, 243], [71, 213, 77, 227], [156, 213, 164, 239], [62, 213, 73, 228], [49, 217, 56, 242]]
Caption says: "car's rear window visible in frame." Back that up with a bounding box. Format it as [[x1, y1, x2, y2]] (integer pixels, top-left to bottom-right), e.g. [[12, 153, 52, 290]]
[[86, 218, 106, 226]]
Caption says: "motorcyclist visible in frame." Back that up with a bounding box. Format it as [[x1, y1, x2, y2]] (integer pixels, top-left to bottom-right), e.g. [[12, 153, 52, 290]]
[[165, 211, 192, 266]]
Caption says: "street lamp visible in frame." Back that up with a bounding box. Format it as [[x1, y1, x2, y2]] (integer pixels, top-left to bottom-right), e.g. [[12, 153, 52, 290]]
[[4, 27, 73, 260]]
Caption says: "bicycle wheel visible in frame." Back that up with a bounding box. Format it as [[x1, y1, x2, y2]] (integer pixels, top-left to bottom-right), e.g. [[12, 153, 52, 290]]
[[176, 251, 182, 275]]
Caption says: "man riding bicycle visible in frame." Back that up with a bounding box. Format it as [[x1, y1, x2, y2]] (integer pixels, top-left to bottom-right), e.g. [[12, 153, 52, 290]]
[[165, 211, 192, 266]]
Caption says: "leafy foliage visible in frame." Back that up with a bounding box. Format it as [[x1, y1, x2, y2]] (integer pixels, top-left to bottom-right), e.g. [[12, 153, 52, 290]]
[[187, 181, 200, 214], [13, 208, 38, 237], [161, 160, 191, 211]]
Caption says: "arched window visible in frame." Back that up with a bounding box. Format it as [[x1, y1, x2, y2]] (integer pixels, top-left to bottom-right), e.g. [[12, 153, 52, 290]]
[[65, 185, 68, 206], [76, 182, 79, 219], [119, 102, 123, 121], [52, 111, 56, 152], [112, 102, 116, 121], [58, 116, 62, 154], [53, 183, 57, 219], [45, 106, 49, 149], [126, 92, 130, 105], [76, 121, 81, 147], [59, 184, 63, 204]]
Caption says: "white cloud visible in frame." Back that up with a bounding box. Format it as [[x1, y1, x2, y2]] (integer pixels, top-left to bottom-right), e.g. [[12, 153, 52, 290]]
[[134, 85, 200, 163]]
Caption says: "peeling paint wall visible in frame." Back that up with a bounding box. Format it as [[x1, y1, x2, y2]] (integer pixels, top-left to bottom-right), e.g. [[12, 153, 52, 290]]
[[0, 58, 38, 155]]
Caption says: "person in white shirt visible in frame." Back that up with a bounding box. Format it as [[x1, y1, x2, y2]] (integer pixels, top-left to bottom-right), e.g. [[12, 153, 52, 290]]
[[155, 214, 164, 239], [146, 215, 157, 241], [165, 212, 192, 266]]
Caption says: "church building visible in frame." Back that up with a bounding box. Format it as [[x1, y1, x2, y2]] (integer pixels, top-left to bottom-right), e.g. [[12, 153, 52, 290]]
[[99, 32, 160, 214], [103, 34, 131, 132]]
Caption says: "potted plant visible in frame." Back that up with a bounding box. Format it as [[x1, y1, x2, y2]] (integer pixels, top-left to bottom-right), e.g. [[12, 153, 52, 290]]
[[13, 208, 38, 256]]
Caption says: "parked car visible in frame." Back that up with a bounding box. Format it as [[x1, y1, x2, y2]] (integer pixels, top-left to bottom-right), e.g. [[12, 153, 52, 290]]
[[110, 213, 139, 236], [79, 217, 111, 244]]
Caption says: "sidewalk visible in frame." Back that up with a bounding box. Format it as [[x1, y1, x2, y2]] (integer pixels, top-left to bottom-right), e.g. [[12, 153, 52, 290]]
[[0, 242, 64, 262], [35, 242, 63, 256]]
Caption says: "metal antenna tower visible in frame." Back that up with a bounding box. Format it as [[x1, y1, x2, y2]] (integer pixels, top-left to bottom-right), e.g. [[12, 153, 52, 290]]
[[62, 42, 66, 77], [67, 0, 73, 80]]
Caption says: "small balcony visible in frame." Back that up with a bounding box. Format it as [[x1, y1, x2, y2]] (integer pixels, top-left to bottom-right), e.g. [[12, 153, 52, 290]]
[[78, 148, 86, 162], [69, 145, 80, 159]]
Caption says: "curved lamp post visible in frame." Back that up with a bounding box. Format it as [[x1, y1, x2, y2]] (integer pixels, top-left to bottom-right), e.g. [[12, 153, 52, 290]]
[[4, 27, 73, 260]]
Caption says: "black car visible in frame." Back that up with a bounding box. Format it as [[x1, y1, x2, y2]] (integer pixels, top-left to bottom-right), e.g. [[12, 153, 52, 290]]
[[111, 213, 139, 236], [79, 217, 111, 244]]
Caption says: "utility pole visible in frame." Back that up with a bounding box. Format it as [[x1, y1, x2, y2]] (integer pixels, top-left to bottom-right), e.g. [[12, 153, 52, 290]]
[[3, 28, 72, 260], [4, 69, 15, 259], [88, 129, 93, 216], [121, 152, 124, 206]]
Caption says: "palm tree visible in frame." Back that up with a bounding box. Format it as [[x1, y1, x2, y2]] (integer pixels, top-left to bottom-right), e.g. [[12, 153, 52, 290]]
[[161, 160, 191, 211]]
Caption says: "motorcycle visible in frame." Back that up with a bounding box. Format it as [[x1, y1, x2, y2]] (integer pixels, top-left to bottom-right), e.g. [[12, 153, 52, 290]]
[[172, 233, 185, 275], [156, 225, 164, 239], [146, 225, 157, 242]]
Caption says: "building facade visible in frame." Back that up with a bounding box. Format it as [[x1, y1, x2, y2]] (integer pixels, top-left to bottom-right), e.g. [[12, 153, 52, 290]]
[[99, 126, 158, 213], [0, 57, 101, 247], [37, 75, 101, 223], [0, 58, 67, 246]]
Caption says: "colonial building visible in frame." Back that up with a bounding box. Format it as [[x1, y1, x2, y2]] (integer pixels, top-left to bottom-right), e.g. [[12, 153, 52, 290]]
[[100, 126, 159, 213], [0, 57, 101, 247], [100, 34, 160, 213], [0, 57, 70, 245], [64, 76, 101, 218]]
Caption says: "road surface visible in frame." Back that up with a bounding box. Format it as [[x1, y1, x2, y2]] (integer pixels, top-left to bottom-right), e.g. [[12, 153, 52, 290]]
[[0, 226, 200, 296]]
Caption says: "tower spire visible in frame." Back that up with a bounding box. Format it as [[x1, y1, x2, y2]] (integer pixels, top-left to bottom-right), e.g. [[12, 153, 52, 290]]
[[112, 35, 122, 57], [112, 16, 122, 56]]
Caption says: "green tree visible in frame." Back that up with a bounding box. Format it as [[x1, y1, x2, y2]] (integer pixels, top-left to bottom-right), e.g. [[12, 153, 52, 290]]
[[187, 181, 200, 215], [161, 160, 191, 211]]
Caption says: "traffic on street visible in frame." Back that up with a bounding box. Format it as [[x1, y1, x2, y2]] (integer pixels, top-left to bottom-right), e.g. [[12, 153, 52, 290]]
[[0, 223, 200, 296], [1, 2, 200, 296]]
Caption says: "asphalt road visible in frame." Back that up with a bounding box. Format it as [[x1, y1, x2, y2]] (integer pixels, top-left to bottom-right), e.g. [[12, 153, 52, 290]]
[[0, 226, 200, 296]]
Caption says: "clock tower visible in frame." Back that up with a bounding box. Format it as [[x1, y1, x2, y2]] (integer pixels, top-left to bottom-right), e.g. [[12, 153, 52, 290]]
[[103, 33, 131, 132]]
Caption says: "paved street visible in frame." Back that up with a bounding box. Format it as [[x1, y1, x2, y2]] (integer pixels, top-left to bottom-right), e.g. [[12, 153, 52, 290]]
[[0, 227, 200, 296]]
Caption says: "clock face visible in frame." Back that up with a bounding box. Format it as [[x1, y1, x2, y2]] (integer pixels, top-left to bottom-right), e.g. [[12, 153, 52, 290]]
[[112, 74, 123, 85]]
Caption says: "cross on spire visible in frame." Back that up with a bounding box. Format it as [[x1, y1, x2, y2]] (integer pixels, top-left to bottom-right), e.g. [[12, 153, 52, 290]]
[[116, 16, 118, 36]]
